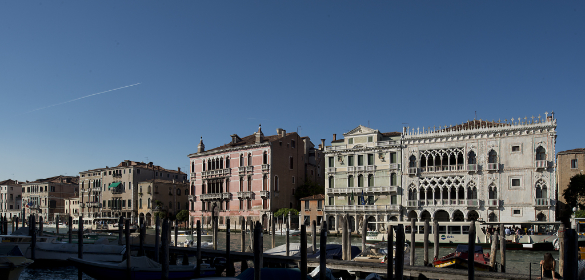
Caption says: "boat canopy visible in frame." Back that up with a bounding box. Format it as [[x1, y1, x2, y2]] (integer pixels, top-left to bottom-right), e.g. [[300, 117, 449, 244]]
[[455, 245, 483, 253]]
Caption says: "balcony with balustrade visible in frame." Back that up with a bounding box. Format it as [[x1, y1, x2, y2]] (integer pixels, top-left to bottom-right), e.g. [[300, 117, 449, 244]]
[[535, 198, 550, 207], [236, 191, 253, 199], [389, 163, 400, 170], [466, 199, 479, 208], [323, 204, 400, 213], [200, 193, 222, 200], [535, 160, 548, 170], [327, 167, 336, 173], [486, 162, 499, 171], [262, 164, 270, 172], [326, 186, 398, 195], [420, 165, 465, 173], [325, 145, 347, 151], [191, 172, 196, 179], [366, 165, 376, 172], [259, 190, 270, 198], [407, 167, 418, 176], [238, 167, 246, 174], [487, 199, 499, 208], [188, 195, 195, 201], [407, 200, 419, 207], [347, 166, 356, 172], [221, 193, 231, 200], [467, 164, 478, 172], [202, 168, 231, 178]]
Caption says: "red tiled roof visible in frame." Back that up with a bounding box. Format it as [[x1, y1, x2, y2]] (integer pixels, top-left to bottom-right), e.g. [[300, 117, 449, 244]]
[[29, 175, 79, 184], [0, 179, 20, 186], [300, 194, 325, 201], [206, 132, 295, 153], [558, 148, 585, 155]]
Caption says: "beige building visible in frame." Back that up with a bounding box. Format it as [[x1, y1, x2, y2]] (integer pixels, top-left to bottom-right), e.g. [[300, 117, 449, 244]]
[[0, 179, 23, 219], [64, 197, 80, 218], [556, 148, 585, 218], [300, 194, 325, 227], [22, 176, 79, 222], [137, 179, 190, 227], [79, 160, 187, 224]]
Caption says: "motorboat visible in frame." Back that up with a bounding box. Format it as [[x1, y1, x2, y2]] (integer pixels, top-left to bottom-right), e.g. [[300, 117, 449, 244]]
[[28, 240, 126, 263], [0, 245, 34, 280], [352, 242, 411, 265], [170, 230, 213, 246], [433, 244, 492, 271], [68, 255, 215, 280]]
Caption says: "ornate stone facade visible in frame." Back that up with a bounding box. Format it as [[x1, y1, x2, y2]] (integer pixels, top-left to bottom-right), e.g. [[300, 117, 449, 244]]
[[402, 112, 557, 223], [324, 125, 402, 233]]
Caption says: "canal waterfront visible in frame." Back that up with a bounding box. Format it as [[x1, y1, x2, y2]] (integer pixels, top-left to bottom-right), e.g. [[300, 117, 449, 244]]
[[19, 230, 558, 279]]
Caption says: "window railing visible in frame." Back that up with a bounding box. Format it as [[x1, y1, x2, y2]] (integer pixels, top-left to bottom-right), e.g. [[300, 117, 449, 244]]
[[535, 160, 548, 169], [113, 173, 122, 178], [347, 166, 356, 172], [262, 164, 270, 171], [366, 165, 376, 171], [259, 191, 270, 198], [246, 166, 254, 172], [111, 188, 123, 194], [188, 195, 195, 201], [487, 199, 499, 207], [323, 204, 400, 212], [200, 193, 222, 200], [466, 199, 479, 206], [389, 163, 400, 170], [238, 167, 246, 173], [468, 164, 478, 172], [486, 163, 499, 171], [327, 167, 336, 173], [408, 167, 418, 175], [325, 186, 397, 195], [535, 198, 549, 206], [407, 200, 419, 207], [190, 172, 196, 178], [356, 166, 365, 171]]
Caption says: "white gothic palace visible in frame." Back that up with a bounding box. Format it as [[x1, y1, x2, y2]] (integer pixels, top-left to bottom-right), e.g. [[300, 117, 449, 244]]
[[401, 112, 557, 223]]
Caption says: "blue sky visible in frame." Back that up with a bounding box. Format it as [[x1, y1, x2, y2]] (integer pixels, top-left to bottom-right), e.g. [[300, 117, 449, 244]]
[[1, 1, 583, 181]]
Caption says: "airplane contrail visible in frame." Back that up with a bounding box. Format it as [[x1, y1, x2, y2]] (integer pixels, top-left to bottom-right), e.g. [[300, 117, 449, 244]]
[[21, 83, 141, 115]]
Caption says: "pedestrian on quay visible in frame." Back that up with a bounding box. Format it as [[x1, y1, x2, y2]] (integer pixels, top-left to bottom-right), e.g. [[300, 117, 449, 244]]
[[537, 253, 558, 280], [505, 227, 511, 235]]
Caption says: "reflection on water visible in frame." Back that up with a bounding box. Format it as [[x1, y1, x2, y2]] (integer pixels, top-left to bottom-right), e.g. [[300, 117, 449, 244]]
[[18, 230, 558, 279]]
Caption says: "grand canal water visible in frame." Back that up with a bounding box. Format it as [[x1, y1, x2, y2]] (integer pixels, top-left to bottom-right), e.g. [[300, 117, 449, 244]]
[[18, 229, 558, 279]]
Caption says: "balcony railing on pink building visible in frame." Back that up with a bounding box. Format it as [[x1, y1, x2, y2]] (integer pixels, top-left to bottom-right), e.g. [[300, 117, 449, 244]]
[[262, 164, 270, 172], [535, 160, 548, 169], [535, 198, 549, 206], [326, 186, 398, 195], [324, 205, 400, 213]]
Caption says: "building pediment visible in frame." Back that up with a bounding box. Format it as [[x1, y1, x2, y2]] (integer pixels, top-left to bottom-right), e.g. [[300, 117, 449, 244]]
[[344, 125, 378, 136]]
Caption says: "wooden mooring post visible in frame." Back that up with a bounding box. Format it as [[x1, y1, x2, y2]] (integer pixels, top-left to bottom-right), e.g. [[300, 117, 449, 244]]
[[253, 221, 263, 280], [118, 216, 124, 245], [56, 214, 59, 235], [139, 223, 145, 256], [39, 216, 43, 234], [68, 216, 73, 243], [341, 217, 347, 260], [196, 220, 202, 277], [499, 223, 506, 273], [30, 215, 36, 260], [301, 224, 307, 280], [388, 225, 393, 280], [125, 219, 131, 280], [271, 215, 276, 249], [154, 216, 160, 263], [312, 220, 317, 254], [15, 216, 19, 231], [468, 220, 476, 280], [410, 218, 415, 266], [563, 227, 578, 279], [362, 216, 367, 256], [433, 220, 439, 261], [320, 221, 327, 280], [161, 219, 169, 280], [286, 222, 290, 257], [78, 215, 83, 280], [559, 224, 564, 277], [241, 217, 248, 271], [226, 218, 235, 276], [395, 224, 404, 280], [423, 219, 429, 266], [489, 230, 498, 270], [174, 220, 178, 248]]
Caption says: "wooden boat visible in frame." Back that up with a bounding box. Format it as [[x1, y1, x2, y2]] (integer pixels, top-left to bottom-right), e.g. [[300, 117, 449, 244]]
[[170, 230, 213, 246], [68, 256, 216, 280], [0, 245, 34, 280], [433, 244, 492, 271], [352, 242, 411, 265]]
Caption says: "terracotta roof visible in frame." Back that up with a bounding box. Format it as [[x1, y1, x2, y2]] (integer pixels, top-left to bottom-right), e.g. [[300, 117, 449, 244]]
[[206, 132, 296, 153], [381, 132, 402, 137], [558, 148, 585, 155], [0, 179, 20, 186], [300, 194, 325, 201], [442, 120, 509, 132], [139, 179, 189, 185], [28, 175, 79, 184], [116, 161, 185, 174]]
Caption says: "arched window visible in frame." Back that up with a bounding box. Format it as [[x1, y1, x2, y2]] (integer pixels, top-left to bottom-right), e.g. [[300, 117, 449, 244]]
[[409, 155, 417, 168], [177, 189, 181, 196], [248, 153, 252, 166], [468, 151, 476, 164], [328, 176, 334, 188], [348, 175, 354, 188], [148, 198, 151, 209], [239, 178, 243, 192], [488, 150, 498, 163], [169, 201, 172, 210], [488, 184, 497, 199], [263, 152, 268, 164], [358, 175, 364, 188], [535, 180, 547, 199], [202, 160, 205, 171], [226, 157, 230, 168], [185, 188, 189, 196], [240, 155, 244, 167], [419, 187, 425, 200], [263, 175, 267, 191], [220, 157, 224, 169], [391, 173, 397, 186], [536, 146, 546, 161], [367, 174, 374, 187], [274, 176, 279, 192], [247, 176, 252, 192]]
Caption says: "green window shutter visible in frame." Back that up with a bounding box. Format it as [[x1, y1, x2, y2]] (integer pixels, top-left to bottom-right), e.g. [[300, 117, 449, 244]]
[[348, 156, 354, 166], [368, 154, 374, 165], [358, 155, 363, 166]]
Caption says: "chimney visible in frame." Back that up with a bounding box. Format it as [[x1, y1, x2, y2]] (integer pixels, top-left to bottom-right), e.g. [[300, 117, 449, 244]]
[[276, 128, 283, 136], [281, 129, 286, 138], [255, 124, 264, 144], [321, 139, 325, 150], [198, 137, 205, 153], [333, 134, 336, 141], [178, 167, 181, 173]]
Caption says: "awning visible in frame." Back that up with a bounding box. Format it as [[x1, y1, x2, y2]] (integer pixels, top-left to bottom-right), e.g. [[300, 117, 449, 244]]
[[108, 182, 121, 189]]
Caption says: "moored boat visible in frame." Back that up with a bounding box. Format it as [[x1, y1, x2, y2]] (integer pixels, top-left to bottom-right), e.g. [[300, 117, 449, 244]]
[[0, 245, 34, 280], [433, 244, 492, 271]]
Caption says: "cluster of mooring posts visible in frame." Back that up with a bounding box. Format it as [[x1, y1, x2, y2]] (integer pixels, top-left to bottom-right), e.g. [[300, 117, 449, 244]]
[[18, 212, 581, 280], [0, 215, 14, 234], [131, 215, 581, 280]]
